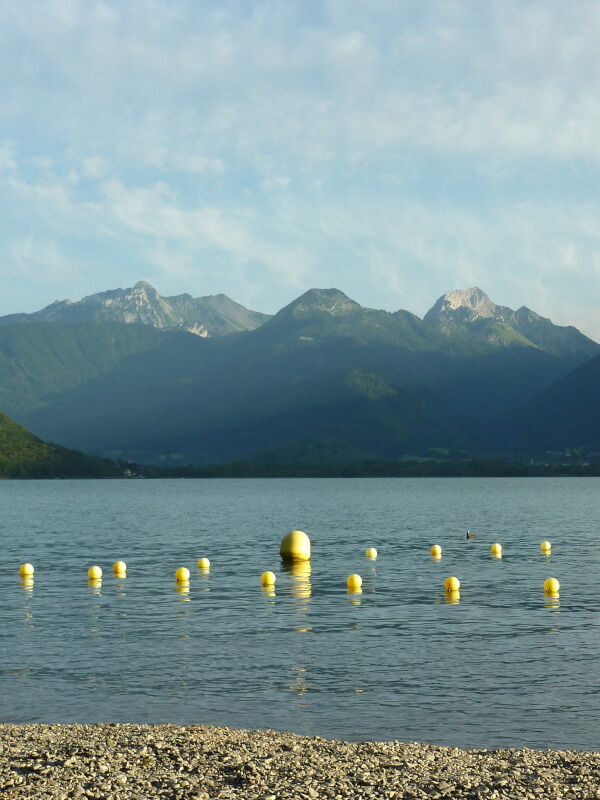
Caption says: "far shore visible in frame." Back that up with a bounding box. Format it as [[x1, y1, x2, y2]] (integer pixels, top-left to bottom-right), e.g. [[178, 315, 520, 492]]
[[1, 722, 599, 799]]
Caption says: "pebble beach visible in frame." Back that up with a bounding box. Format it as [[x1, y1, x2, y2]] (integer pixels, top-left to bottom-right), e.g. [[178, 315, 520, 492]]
[[1, 723, 600, 800]]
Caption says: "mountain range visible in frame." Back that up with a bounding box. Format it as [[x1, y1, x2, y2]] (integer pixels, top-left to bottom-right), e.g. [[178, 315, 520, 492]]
[[0, 282, 598, 465], [0, 281, 270, 337]]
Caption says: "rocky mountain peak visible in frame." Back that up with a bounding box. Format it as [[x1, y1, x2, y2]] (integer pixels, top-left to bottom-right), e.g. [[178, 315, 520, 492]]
[[425, 287, 500, 320], [131, 280, 158, 296], [285, 288, 362, 318]]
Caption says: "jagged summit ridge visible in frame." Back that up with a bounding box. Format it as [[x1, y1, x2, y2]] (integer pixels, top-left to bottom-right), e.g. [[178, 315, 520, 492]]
[[0, 282, 271, 337], [425, 287, 500, 320]]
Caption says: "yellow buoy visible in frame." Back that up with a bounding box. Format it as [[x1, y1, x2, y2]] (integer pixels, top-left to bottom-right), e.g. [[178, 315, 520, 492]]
[[541, 541, 552, 553], [491, 543, 502, 556], [444, 576, 460, 592], [544, 577, 560, 594], [197, 557, 210, 569], [347, 573, 362, 590], [88, 565, 102, 580], [430, 544, 442, 557], [261, 570, 276, 586], [280, 530, 311, 562], [366, 547, 377, 559], [175, 566, 190, 582], [113, 561, 126, 574], [19, 563, 34, 577]]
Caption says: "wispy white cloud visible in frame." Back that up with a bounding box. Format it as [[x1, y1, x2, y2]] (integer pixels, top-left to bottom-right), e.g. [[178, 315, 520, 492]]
[[0, 0, 600, 338]]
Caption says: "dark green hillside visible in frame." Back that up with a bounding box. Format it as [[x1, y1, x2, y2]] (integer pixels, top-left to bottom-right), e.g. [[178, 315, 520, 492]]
[[0, 321, 180, 416], [0, 411, 119, 477], [495, 354, 600, 458]]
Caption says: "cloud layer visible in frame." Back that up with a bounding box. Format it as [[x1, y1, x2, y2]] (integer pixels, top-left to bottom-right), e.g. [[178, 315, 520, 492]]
[[1, 0, 600, 337]]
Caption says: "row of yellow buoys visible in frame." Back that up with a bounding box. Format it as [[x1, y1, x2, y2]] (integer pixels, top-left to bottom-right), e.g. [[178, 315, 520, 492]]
[[17, 532, 561, 598], [430, 540, 552, 558]]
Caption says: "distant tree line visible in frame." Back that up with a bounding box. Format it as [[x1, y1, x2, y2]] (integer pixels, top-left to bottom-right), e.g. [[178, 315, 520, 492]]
[[131, 459, 600, 479]]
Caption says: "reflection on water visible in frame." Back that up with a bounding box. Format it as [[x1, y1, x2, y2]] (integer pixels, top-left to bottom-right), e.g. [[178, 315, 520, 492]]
[[445, 590, 461, 605], [544, 592, 560, 610], [282, 561, 312, 630], [261, 585, 276, 600], [20, 578, 34, 629], [175, 582, 190, 601], [88, 579, 102, 595], [289, 664, 312, 697], [282, 560, 312, 600]]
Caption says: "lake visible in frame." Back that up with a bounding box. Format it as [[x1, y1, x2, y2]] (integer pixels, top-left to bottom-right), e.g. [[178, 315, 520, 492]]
[[1, 477, 599, 751]]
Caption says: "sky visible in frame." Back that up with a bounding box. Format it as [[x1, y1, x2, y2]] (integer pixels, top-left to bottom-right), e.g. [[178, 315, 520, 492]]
[[1, 0, 600, 338]]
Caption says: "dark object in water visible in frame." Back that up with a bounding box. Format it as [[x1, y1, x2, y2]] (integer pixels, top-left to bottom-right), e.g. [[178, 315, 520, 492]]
[[466, 530, 477, 539]]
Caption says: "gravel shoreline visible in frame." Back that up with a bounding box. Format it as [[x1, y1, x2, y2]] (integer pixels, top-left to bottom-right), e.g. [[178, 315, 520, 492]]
[[1, 723, 600, 799]]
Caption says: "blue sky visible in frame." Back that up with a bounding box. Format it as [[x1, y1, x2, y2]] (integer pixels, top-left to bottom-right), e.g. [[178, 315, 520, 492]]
[[1, 0, 600, 338]]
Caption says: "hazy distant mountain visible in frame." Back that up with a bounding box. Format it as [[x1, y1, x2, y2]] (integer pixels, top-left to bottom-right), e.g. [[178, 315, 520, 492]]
[[0, 281, 271, 337], [5, 285, 597, 466], [425, 287, 599, 360]]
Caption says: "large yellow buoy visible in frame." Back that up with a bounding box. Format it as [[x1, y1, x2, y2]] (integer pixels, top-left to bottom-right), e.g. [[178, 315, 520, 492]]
[[113, 561, 126, 574], [197, 557, 210, 570], [430, 544, 442, 557], [366, 547, 378, 559], [444, 576, 460, 592], [347, 573, 362, 590], [280, 530, 311, 562], [261, 571, 276, 586], [19, 563, 34, 577], [541, 541, 552, 553], [491, 543, 502, 556], [544, 577, 560, 594], [88, 565, 102, 580], [175, 567, 190, 582]]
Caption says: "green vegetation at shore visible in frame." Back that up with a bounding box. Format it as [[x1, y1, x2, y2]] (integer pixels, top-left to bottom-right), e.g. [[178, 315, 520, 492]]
[[0, 411, 120, 478], [133, 458, 600, 479]]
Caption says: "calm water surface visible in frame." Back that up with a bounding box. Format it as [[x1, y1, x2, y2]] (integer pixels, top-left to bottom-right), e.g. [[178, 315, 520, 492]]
[[1, 477, 600, 750]]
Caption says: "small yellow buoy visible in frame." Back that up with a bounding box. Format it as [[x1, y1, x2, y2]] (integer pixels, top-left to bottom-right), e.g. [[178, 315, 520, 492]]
[[175, 567, 190, 582], [491, 543, 502, 556], [88, 565, 102, 580], [347, 573, 362, 590], [544, 577, 560, 594], [541, 541, 552, 553], [19, 563, 34, 577], [430, 544, 442, 557], [366, 547, 377, 559], [113, 561, 126, 574], [280, 530, 311, 562], [261, 570, 276, 586], [444, 576, 460, 592], [197, 557, 210, 569]]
